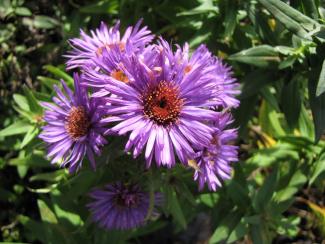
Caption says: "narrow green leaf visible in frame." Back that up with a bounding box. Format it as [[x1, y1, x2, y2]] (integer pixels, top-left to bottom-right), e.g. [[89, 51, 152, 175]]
[[43, 65, 73, 84], [28, 183, 58, 193], [210, 210, 243, 243], [298, 106, 315, 138], [259, 100, 286, 137], [310, 153, 325, 184], [227, 221, 248, 243], [281, 75, 302, 128], [226, 180, 250, 210], [23, 86, 43, 114], [251, 220, 271, 244], [0, 120, 33, 137], [37, 199, 58, 224], [309, 74, 325, 141], [257, 0, 318, 30], [20, 126, 39, 148], [80, 0, 118, 14], [13, 94, 29, 111], [261, 87, 280, 111], [223, 0, 238, 38], [167, 187, 187, 229], [253, 167, 278, 212], [228, 45, 280, 67], [37, 75, 60, 90], [256, 0, 313, 38], [29, 169, 67, 182], [316, 59, 325, 96], [53, 202, 83, 227], [177, 0, 218, 16], [301, 0, 319, 20], [9, 153, 48, 167], [275, 169, 307, 201]]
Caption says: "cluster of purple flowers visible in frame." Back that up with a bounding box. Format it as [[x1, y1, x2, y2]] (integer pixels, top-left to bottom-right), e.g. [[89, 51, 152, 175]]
[[39, 20, 239, 230]]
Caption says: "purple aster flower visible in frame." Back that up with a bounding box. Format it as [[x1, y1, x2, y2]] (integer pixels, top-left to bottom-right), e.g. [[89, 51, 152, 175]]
[[39, 73, 107, 173], [65, 19, 154, 70], [194, 113, 238, 191], [85, 39, 225, 168], [87, 182, 162, 230], [83, 44, 157, 94], [177, 43, 239, 108]]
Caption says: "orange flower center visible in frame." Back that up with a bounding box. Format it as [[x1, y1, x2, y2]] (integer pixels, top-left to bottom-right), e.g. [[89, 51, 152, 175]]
[[96, 42, 125, 56], [184, 65, 192, 74], [143, 81, 183, 125], [111, 69, 129, 83], [66, 106, 90, 140]]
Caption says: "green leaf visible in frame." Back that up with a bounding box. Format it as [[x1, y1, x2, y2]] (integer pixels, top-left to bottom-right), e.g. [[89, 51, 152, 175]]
[[13, 94, 30, 111], [51, 189, 86, 229], [253, 167, 278, 212], [29, 169, 67, 182], [177, 0, 218, 16], [20, 126, 38, 148], [80, 0, 118, 14], [222, 0, 238, 38], [301, 0, 319, 20], [275, 169, 307, 201], [226, 180, 250, 210], [18, 214, 72, 244], [15, 7, 32, 16], [256, 0, 318, 38], [310, 153, 325, 184], [198, 193, 219, 207], [9, 152, 49, 167], [28, 183, 59, 193], [37, 75, 60, 90], [23, 86, 43, 114], [130, 221, 167, 239], [43, 65, 73, 84], [239, 70, 275, 99], [210, 209, 243, 243], [309, 74, 325, 141], [0, 120, 33, 137], [281, 75, 302, 128], [227, 221, 248, 243], [34, 15, 59, 29], [228, 45, 280, 67], [259, 100, 286, 137], [37, 199, 58, 224], [166, 187, 187, 229], [261, 86, 280, 111], [298, 106, 314, 138], [250, 220, 271, 244], [316, 59, 325, 96], [269, 198, 295, 216]]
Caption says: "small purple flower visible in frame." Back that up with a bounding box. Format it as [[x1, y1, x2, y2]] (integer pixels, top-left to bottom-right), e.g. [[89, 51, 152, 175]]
[[65, 19, 154, 70], [194, 113, 238, 191], [177, 43, 239, 109], [88, 182, 162, 230], [86, 39, 223, 168], [39, 73, 107, 173]]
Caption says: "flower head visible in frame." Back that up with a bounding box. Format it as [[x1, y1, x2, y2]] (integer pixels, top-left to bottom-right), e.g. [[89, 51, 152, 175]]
[[177, 43, 239, 109], [194, 113, 238, 191], [65, 19, 154, 70], [39, 73, 107, 173], [87, 182, 162, 230], [86, 39, 224, 168]]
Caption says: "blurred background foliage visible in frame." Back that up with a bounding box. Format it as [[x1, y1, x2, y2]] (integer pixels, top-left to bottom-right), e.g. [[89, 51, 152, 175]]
[[1, 0, 325, 243]]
